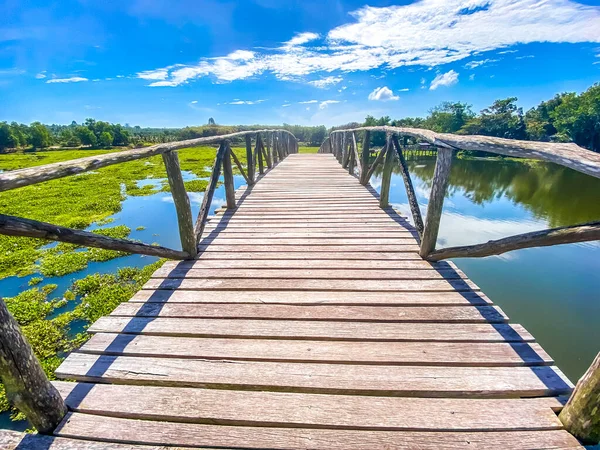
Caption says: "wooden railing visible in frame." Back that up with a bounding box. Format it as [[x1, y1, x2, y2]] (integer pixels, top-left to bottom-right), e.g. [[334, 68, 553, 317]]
[[321, 126, 600, 260], [321, 125, 600, 444], [0, 129, 298, 261]]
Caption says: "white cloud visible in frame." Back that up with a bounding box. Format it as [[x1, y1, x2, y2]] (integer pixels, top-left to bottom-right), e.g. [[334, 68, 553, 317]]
[[190, 100, 198, 104], [398, 88, 409, 92], [282, 104, 292, 107], [299, 100, 318, 104], [429, 70, 459, 90], [46, 77, 88, 84], [498, 49, 518, 54], [307, 76, 343, 88], [368, 86, 399, 101], [35, 71, 46, 79], [227, 99, 265, 105], [319, 100, 340, 109], [135, 0, 600, 86], [516, 55, 535, 59], [465, 58, 499, 69], [469, 73, 475, 80]]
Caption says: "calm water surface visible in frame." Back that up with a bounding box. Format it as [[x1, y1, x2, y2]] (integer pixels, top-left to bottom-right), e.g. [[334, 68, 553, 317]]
[[1, 156, 599, 429], [371, 155, 600, 383]]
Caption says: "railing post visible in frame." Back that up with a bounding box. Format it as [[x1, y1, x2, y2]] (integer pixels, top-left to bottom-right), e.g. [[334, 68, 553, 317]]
[[379, 135, 394, 208], [245, 135, 255, 185], [342, 132, 350, 168], [419, 147, 453, 258], [222, 144, 236, 209], [0, 299, 67, 433], [391, 135, 425, 238], [195, 141, 226, 244], [559, 352, 600, 444], [360, 131, 371, 185], [162, 150, 198, 258], [264, 133, 273, 169], [256, 134, 265, 175]]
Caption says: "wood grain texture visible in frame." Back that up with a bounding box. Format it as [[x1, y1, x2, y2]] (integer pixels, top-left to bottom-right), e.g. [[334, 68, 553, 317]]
[[54, 414, 584, 449], [53, 381, 566, 431]]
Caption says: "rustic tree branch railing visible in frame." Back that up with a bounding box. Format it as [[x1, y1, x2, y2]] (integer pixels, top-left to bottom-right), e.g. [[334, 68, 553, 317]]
[[322, 125, 600, 443], [0, 129, 297, 265]]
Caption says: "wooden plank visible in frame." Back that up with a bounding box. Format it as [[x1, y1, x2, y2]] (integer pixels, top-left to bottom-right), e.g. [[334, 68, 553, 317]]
[[130, 289, 493, 306], [143, 277, 481, 292], [54, 414, 585, 449], [160, 259, 450, 269], [199, 238, 419, 246], [87, 317, 532, 342], [197, 245, 421, 252], [201, 231, 417, 238], [71, 335, 558, 368], [57, 353, 570, 398], [53, 382, 566, 431], [110, 303, 505, 322], [194, 251, 423, 259], [151, 267, 467, 281]]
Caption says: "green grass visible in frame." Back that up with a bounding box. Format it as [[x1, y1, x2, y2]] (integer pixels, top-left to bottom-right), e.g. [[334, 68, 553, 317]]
[[298, 146, 319, 154]]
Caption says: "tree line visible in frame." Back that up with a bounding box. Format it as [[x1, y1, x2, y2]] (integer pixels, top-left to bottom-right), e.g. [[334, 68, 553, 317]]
[[357, 83, 600, 152]]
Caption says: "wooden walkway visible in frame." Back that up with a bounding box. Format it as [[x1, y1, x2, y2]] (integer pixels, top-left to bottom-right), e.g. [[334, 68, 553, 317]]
[[50, 154, 581, 449]]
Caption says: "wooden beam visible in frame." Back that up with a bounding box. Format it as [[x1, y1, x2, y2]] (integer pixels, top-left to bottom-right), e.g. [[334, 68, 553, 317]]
[[245, 135, 255, 185], [229, 149, 248, 183], [559, 351, 600, 444], [0, 214, 190, 260], [0, 129, 298, 192], [391, 135, 424, 238], [426, 221, 600, 261], [351, 132, 360, 177], [161, 150, 197, 257], [330, 126, 600, 180], [256, 134, 265, 175], [342, 133, 350, 169], [364, 144, 388, 183], [0, 299, 68, 433], [359, 131, 371, 185], [194, 142, 226, 244], [263, 133, 273, 169], [419, 147, 453, 258], [379, 135, 395, 208], [222, 144, 236, 209]]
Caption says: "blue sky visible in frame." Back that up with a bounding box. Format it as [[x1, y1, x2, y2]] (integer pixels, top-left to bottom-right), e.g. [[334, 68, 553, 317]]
[[1, 0, 599, 127]]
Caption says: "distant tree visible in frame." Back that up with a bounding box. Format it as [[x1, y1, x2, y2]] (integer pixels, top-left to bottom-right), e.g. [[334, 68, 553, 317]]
[[28, 122, 52, 149], [552, 84, 600, 152], [364, 115, 391, 146], [0, 122, 18, 151], [460, 97, 525, 139], [99, 131, 113, 147], [76, 126, 97, 147], [208, 117, 216, 125], [425, 102, 475, 133]]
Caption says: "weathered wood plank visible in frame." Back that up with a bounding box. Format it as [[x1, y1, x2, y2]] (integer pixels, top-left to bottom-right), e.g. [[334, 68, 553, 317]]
[[87, 317, 531, 342], [53, 382, 566, 431], [160, 258, 448, 269], [53, 414, 585, 449], [110, 303, 504, 322], [194, 250, 423, 259], [57, 353, 570, 397], [130, 289, 493, 306], [197, 245, 421, 252]]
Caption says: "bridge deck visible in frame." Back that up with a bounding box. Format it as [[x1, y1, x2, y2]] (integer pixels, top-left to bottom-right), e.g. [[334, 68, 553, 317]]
[[49, 154, 581, 449]]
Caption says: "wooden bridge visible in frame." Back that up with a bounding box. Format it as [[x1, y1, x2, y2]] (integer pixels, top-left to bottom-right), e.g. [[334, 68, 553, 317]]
[[1, 128, 600, 448]]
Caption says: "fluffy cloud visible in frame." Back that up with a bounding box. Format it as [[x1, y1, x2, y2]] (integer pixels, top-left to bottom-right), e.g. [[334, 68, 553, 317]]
[[299, 100, 318, 104], [307, 76, 343, 88], [368, 86, 399, 101], [319, 100, 340, 109], [46, 77, 88, 83], [430, 70, 459, 90], [226, 99, 265, 105], [136, 0, 600, 86], [465, 59, 499, 69]]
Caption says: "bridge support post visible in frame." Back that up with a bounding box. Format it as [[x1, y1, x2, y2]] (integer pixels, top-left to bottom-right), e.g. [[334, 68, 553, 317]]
[[379, 135, 394, 208], [222, 144, 236, 209], [359, 131, 371, 185], [0, 299, 67, 433], [245, 135, 255, 185], [162, 150, 198, 258], [559, 351, 600, 444], [419, 147, 453, 258], [256, 134, 265, 175]]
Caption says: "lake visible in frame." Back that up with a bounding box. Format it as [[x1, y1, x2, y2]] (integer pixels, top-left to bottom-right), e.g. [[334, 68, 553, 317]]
[[1, 153, 599, 429]]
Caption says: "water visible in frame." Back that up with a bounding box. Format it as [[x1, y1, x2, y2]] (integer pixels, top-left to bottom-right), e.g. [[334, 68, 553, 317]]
[[371, 155, 600, 383]]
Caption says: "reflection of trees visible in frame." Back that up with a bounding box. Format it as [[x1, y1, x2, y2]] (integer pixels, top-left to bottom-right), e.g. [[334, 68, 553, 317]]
[[377, 156, 600, 227]]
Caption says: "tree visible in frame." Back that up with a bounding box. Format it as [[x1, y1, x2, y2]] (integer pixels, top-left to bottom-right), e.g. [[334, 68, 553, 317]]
[[76, 126, 97, 147], [364, 115, 391, 146], [0, 122, 17, 151], [28, 122, 51, 149], [208, 117, 216, 125], [99, 131, 113, 147], [425, 102, 475, 133], [460, 97, 526, 139], [552, 84, 600, 152]]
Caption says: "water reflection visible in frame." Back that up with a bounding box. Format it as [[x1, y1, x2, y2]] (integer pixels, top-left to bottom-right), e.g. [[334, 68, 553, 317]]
[[372, 154, 600, 382]]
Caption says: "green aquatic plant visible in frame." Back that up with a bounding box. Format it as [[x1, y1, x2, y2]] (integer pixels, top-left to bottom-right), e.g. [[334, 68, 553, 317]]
[[28, 277, 43, 286]]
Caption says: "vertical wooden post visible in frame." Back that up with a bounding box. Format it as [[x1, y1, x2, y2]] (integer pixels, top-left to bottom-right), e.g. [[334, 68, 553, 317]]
[[391, 135, 425, 238], [195, 142, 226, 243], [222, 144, 236, 209], [162, 151, 198, 258], [256, 134, 265, 175], [419, 147, 453, 258], [379, 136, 394, 208], [245, 135, 255, 185], [360, 131, 371, 185], [342, 132, 350, 168], [264, 133, 273, 169], [0, 300, 67, 433], [559, 352, 600, 444]]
